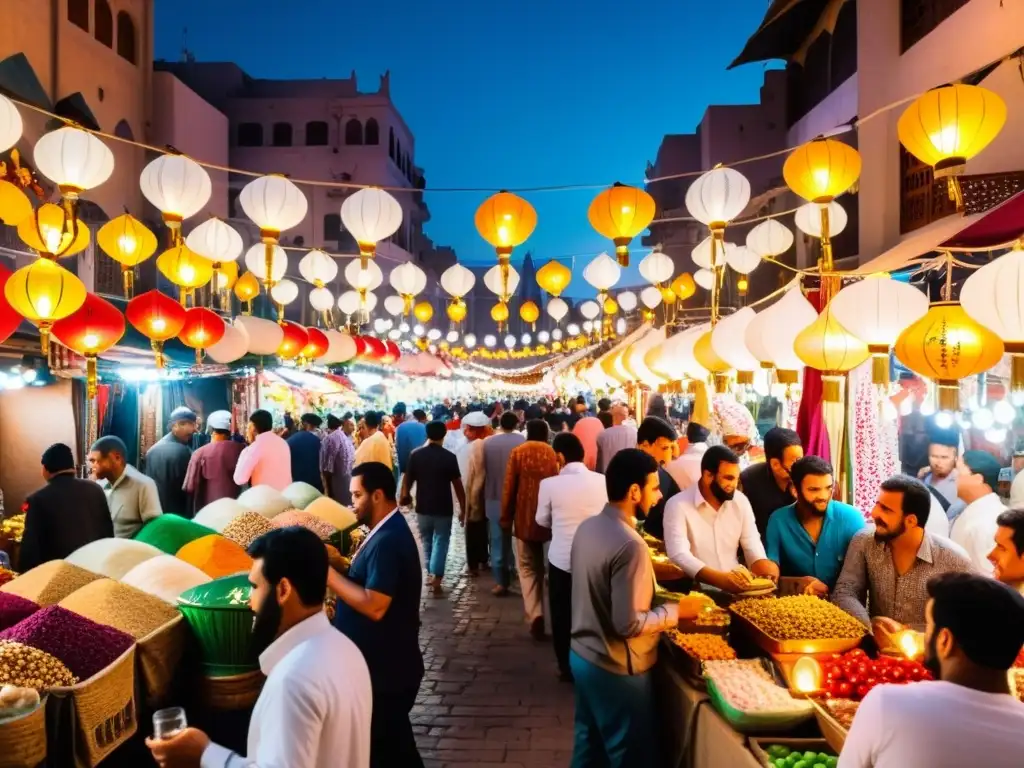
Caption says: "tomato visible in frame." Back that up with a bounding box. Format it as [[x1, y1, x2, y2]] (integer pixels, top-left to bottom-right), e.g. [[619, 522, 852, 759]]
[[907, 666, 924, 681], [846, 673, 862, 686], [831, 653, 844, 661], [856, 662, 869, 675], [889, 667, 905, 682], [836, 681, 853, 697], [865, 676, 878, 687], [856, 684, 870, 699], [848, 649, 867, 659]]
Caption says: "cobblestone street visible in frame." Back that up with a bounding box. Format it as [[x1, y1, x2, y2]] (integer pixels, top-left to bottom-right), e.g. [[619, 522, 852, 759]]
[[409, 514, 575, 767]]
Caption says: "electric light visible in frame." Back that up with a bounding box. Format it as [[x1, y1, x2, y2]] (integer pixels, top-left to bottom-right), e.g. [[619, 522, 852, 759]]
[[34, 126, 113, 198], [18, 203, 90, 258], [639, 248, 674, 286], [390, 261, 428, 312], [746, 219, 794, 258], [239, 174, 307, 288], [587, 182, 656, 266], [5, 258, 86, 352], [536, 260, 572, 297], [244, 243, 288, 284], [783, 137, 861, 203], [547, 297, 569, 322], [684, 166, 751, 231], [794, 305, 870, 401], [795, 201, 848, 238], [0, 94, 23, 153], [617, 291, 638, 312], [140, 153, 212, 231], [961, 243, 1024, 394], [298, 248, 338, 287]]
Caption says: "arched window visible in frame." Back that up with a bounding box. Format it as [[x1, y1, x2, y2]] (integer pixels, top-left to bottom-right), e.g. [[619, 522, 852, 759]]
[[365, 118, 380, 145], [113, 119, 133, 140], [344, 118, 363, 145], [389, 127, 395, 160], [95, 0, 113, 46], [116, 11, 136, 64], [272, 122, 292, 147], [68, 0, 89, 30], [237, 122, 263, 147], [306, 121, 328, 146]]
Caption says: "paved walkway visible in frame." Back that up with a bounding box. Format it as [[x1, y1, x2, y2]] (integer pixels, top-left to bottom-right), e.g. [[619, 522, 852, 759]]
[[410, 515, 576, 767]]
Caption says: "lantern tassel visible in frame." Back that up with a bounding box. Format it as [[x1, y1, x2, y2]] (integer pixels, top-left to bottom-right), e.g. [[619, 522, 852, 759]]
[[86, 356, 97, 400], [614, 238, 630, 267], [39, 324, 50, 355], [276, 303, 285, 323], [243, 300, 253, 316], [179, 287, 188, 307], [122, 268, 133, 299], [1012, 354, 1024, 395], [152, 340, 165, 369], [195, 348, 204, 366], [264, 242, 275, 289]]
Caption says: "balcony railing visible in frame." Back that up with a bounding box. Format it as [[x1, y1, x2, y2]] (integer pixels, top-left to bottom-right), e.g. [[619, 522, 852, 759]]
[[900, 146, 957, 235]]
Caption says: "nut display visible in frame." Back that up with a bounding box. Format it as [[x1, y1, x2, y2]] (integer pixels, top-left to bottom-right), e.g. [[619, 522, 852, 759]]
[[665, 630, 736, 660], [0, 640, 77, 689], [824, 697, 859, 728], [704, 660, 807, 713], [221, 511, 275, 550], [731, 596, 866, 641]]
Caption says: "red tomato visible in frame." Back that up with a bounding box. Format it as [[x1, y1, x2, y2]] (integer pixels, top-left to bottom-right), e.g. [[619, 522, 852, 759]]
[[907, 666, 924, 681], [889, 667, 905, 682], [837, 681, 853, 697], [856, 662, 869, 675], [848, 649, 867, 659], [865, 676, 878, 687], [846, 673, 862, 686], [856, 684, 870, 699], [831, 653, 844, 661]]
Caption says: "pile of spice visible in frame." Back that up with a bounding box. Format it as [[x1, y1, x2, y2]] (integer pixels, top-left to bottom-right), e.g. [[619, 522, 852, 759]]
[[221, 511, 275, 550], [59, 579, 180, 640], [272, 510, 338, 541], [0, 593, 39, 632], [176, 535, 253, 579], [237, 486, 291, 519], [1, 561, 101, 606], [66, 538, 164, 579], [122, 554, 211, 604], [304, 496, 357, 531], [282, 482, 322, 510], [194, 498, 248, 533], [0, 640, 77, 689], [134, 514, 217, 555]]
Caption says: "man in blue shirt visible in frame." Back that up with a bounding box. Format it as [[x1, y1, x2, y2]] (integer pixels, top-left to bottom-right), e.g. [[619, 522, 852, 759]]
[[329, 462, 424, 768], [286, 413, 324, 492], [395, 409, 428, 477], [765, 455, 866, 595]]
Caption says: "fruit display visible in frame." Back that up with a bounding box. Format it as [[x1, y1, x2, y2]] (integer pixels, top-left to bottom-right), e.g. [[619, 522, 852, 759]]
[[732, 596, 867, 641], [823, 697, 859, 729], [665, 630, 736, 661], [762, 744, 837, 768], [704, 660, 810, 714], [822, 648, 932, 701]]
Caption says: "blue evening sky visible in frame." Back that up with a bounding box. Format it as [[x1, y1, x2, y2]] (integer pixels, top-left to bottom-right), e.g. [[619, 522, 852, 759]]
[[154, 1, 771, 297]]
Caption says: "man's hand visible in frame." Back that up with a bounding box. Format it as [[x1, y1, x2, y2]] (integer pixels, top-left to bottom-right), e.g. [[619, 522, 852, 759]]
[[917, 466, 929, 479], [720, 566, 755, 593], [873, 616, 905, 636], [146, 727, 211, 767], [325, 544, 348, 574], [674, 595, 709, 621], [658, 601, 680, 628], [796, 575, 829, 597]]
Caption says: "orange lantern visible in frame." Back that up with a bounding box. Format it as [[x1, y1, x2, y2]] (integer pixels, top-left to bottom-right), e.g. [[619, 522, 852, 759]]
[[475, 191, 537, 297], [361, 336, 387, 361], [447, 299, 468, 324], [96, 213, 158, 296], [536, 260, 572, 297], [671, 273, 696, 302], [519, 300, 540, 330], [233, 271, 261, 314], [413, 301, 434, 324], [178, 307, 225, 364], [352, 335, 369, 359], [17, 202, 91, 259], [51, 293, 125, 398], [588, 182, 656, 267], [277, 321, 308, 359], [300, 327, 329, 361], [126, 290, 188, 368], [381, 339, 401, 364]]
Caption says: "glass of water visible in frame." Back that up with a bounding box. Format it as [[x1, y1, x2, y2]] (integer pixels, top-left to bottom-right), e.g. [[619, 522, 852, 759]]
[[152, 707, 187, 740]]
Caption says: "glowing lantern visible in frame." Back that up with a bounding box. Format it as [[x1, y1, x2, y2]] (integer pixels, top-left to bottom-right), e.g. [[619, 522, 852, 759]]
[[694, 269, 714, 290], [239, 174, 307, 289], [547, 297, 569, 323], [207, 321, 249, 364], [5, 259, 86, 352], [583, 253, 622, 294], [413, 301, 434, 324], [17, 203, 90, 258], [52, 293, 125, 397], [671, 274, 696, 301], [391, 261, 428, 313], [537, 260, 571, 297], [300, 327, 329, 361], [794, 304, 870, 401], [783, 138, 861, 204], [157, 244, 215, 304], [618, 291, 638, 312], [360, 336, 387, 361], [233, 271, 261, 315], [961, 244, 1024, 394], [0, 180, 31, 226], [440, 263, 475, 301], [97, 213, 158, 296], [588, 182, 656, 266], [298, 248, 338, 288], [520, 300, 540, 330], [125, 290, 188, 367], [321, 330, 357, 364], [685, 166, 751, 231], [475, 191, 536, 297], [640, 286, 662, 310], [270, 279, 299, 322], [692, 237, 736, 270], [894, 302, 1004, 411], [309, 287, 335, 315], [603, 297, 618, 315], [178, 307, 225, 364], [341, 187, 403, 268], [187, 218, 243, 303], [212, 260, 239, 293], [0, 94, 23, 152], [711, 307, 759, 384], [33, 126, 113, 199], [0, 266, 24, 343], [579, 301, 600, 321], [276, 321, 308, 360], [352, 335, 369, 358], [694, 330, 731, 392], [447, 300, 467, 324], [746, 219, 794, 259], [381, 339, 401, 364], [746, 287, 817, 383], [244, 243, 288, 286], [795, 201, 848, 238], [491, 302, 510, 328], [639, 249, 674, 287], [140, 154, 212, 235], [726, 245, 761, 275], [484, 264, 520, 302], [791, 657, 822, 694]]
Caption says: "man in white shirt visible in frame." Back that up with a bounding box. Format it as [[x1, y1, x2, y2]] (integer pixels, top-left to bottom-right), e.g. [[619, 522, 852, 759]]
[[951, 450, 1005, 574], [147, 527, 372, 768], [839, 572, 1024, 768], [595, 403, 638, 473], [663, 445, 779, 593], [664, 422, 710, 491], [536, 432, 608, 682], [989, 508, 1024, 595]]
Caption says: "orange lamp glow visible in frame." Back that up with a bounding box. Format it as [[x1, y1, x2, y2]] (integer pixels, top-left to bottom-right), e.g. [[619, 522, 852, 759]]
[[126, 290, 188, 367], [4, 258, 86, 353], [96, 213, 158, 297], [536, 260, 572, 297], [381, 339, 401, 364], [588, 182, 656, 266], [157, 244, 215, 304], [233, 271, 261, 314], [300, 327, 329, 361], [277, 321, 308, 360], [671, 273, 696, 302], [178, 307, 225, 364], [475, 191, 537, 297], [519, 300, 540, 330], [52, 293, 125, 398], [413, 301, 434, 324], [447, 299, 468, 324], [17, 202, 91, 258]]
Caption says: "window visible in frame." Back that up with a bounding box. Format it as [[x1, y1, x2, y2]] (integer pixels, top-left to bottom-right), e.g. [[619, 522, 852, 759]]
[[116, 11, 136, 64], [306, 121, 328, 146], [323, 213, 341, 242], [237, 122, 263, 147], [272, 122, 292, 147], [389, 127, 395, 160], [365, 118, 380, 145], [95, 0, 113, 46], [901, 0, 969, 52], [345, 118, 363, 145], [113, 119, 133, 140], [68, 0, 89, 30]]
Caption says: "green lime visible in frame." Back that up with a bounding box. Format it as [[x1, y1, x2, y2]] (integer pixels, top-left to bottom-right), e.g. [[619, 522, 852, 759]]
[[776, 746, 791, 758], [766, 745, 782, 757], [793, 760, 809, 768], [774, 759, 787, 768], [804, 752, 818, 761], [813, 764, 827, 768]]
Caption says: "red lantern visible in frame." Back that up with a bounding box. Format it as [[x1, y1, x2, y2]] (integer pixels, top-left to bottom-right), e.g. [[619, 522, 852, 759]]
[[52, 293, 125, 398], [178, 307, 225, 364], [361, 336, 387, 361], [277, 321, 308, 360], [381, 339, 401, 364], [126, 290, 187, 368], [301, 327, 329, 361], [352, 335, 368, 359], [0, 264, 23, 344]]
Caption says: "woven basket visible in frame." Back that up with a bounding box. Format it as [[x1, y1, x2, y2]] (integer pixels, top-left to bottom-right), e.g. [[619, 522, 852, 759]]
[[138, 614, 189, 707], [0, 697, 46, 768], [199, 670, 264, 711]]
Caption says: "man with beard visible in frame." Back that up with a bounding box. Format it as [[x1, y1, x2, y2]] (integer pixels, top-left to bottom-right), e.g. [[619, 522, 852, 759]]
[[634, 416, 680, 541], [329, 462, 424, 768], [989, 508, 1024, 595], [832, 475, 974, 632], [839, 573, 1024, 768], [739, 427, 803, 541], [765, 456, 866, 595], [147, 526, 372, 767], [663, 445, 779, 594]]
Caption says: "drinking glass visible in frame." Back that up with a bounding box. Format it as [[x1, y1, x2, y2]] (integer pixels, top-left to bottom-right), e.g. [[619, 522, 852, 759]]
[[152, 707, 187, 740]]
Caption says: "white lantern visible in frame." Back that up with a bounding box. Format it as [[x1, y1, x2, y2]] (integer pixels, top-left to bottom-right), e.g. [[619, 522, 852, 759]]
[[961, 247, 1024, 372], [413, 324, 425, 336], [270, 279, 299, 306], [186, 218, 242, 263], [615, 317, 626, 335], [299, 249, 339, 286], [641, 286, 663, 309], [389, 261, 427, 297], [694, 268, 715, 290], [340, 187, 403, 261], [484, 334, 497, 348], [684, 166, 751, 228], [243, 243, 287, 282], [207, 321, 248, 364], [794, 201, 847, 238], [692, 236, 736, 270], [746, 219, 794, 258], [582, 321, 594, 333], [583, 252, 621, 292], [521, 333, 532, 345], [711, 307, 760, 381], [484, 264, 519, 296], [384, 295, 406, 316], [831, 274, 929, 384], [547, 297, 569, 322], [726, 245, 762, 275], [321, 330, 357, 364], [464, 333, 477, 348], [337, 290, 362, 316], [552, 328, 563, 340], [344, 258, 384, 292], [399, 321, 410, 333], [639, 248, 674, 285], [235, 316, 284, 355], [579, 301, 601, 321], [748, 287, 818, 381], [34, 126, 114, 195], [0, 94, 23, 153], [388, 329, 401, 340], [140, 154, 212, 225], [617, 291, 638, 312], [537, 330, 550, 343], [361, 291, 378, 313], [375, 318, 391, 334], [309, 286, 335, 312], [239, 175, 308, 237], [427, 328, 442, 341], [440, 263, 476, 298], [446, 330, 460, 343], [566, 323, 581, 336], [504, 334, 516, 349]]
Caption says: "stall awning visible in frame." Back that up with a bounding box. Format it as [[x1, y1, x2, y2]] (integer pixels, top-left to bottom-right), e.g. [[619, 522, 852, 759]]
[[729, 0, 832, 68], [940, 189, 1024, 250], [853, 213, 985, 274], [0, 54, 51, 109]]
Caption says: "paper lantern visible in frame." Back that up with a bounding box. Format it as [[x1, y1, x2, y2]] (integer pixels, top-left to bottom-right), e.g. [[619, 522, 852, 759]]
[[795, 201, 848, 238], [587, 183, 656, 266], [381, 340, 401, 364], [894, 302, 1004, 411], [794, 305, 870, 401], [322, 330, 357, 363], [5, 259, 86, 352], [483, 264, 520, 300], [520, 300, 540, 329], [270, 279, 299, 322], [51, 293, 124, 397], [298, 249, 338, 287], [694, 269, 714, 290], [383, 295, 405, 316], [236, 315, 284, 356], [212, 261, 239, 293], [746, 287, 818, 383], [352, 335, 369, 358], [96, 213, 158, 296], [233, 271, 261, 313], [0, 94, 23, 153], [440, 264, 475, 299], [711, 307, 759, 383], [692, 237, 736, 270], [157, 244, 214, 303], [390, 261, 427, 313], [412, 301, 434, 323], [0, 180, 31, 226], [579, 301, 600, 321], [639, 249, 674, 286], [961, 244, 1024, 393], [277, 321, 308, 360], [309, 286, 334, 313], [783, 137, 861, 203], [239, 174, 307, 238], [726, 245, 761, 275], [537, 260, 572, 297], [694, 330, 729, 374], [125, 289, 188, 367], [186, 218, 243, 264], [670, 274, 696, 302], [178, 307, 225, 364], [0, 265, 23, 343], [337, 291, 361, 317], [206, 321, 249, 364], [746, 219, 794, 258], [244, 243, 287, 284], [447, 299, 468, 324], [361, 336, 387, 361], [491, 302, 510, 324], [300, 327, 330, 360], [547, 297, 569, 322], [17, 203, 90, 258], [603, 297, 618, 315], [340, 187, 403, 267], [830, 275, 929, 384], [33, 126, 113, 196], [140, 154, 212, 229], [344, 258, 384, 294], [640, 286, 662, 310], [685, 166, 750, 230], [475, 191, 536, 254], [583, 253, 621, 292], [617, 291, 638, 312]]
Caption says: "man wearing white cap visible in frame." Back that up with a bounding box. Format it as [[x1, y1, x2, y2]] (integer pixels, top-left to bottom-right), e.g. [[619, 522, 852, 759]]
[[459, 411, 492, 575], [183, 410, 245, 510]]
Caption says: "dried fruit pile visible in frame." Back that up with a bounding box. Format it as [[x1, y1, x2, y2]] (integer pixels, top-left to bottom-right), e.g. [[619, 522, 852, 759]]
[[0, 640, 76, 689], [732, 596, 866, 640], [272, 510, 338, 541], [822, 648, 931, 700], [665, 630, 736, 660], [221, 511, 275, 549], [824, 697, 859, 728], [704, 660, 806, 713]]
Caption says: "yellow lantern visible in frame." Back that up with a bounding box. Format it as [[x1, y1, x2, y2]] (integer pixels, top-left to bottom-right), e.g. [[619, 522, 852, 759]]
[[671, 273, 696, 302], [97, 213, 159, 297], [4, 258, 86, 352], [520, 300, 540, 330], [603, 297, 618, 315], [17, 202, 90, 258], [588, 182, 656, 267], [0, 180, 31, 226], [694, 329, 731, 391], [233, 271, 260, 314], [491, 301, 510, 328], [475, 191, 537, 297], [894, 302, 1004, 411], [413, 301, 434, 324], [156, 244, 215, 305], [447, 299, 467, 324], [536, 260, 572, 297], [783, 137, 861, 204], [794, 305, 870, 402]]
